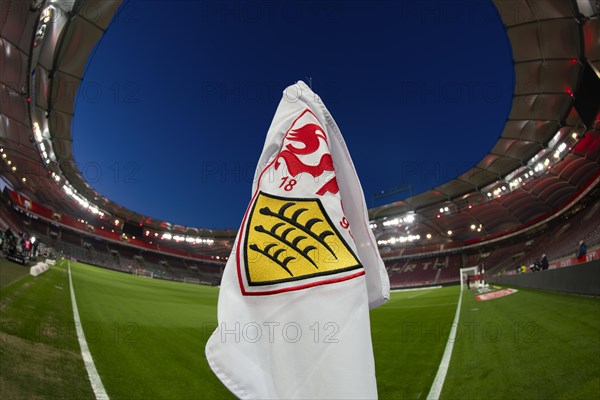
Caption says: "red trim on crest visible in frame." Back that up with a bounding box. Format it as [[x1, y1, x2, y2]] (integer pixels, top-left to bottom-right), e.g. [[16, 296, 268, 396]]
[[243, 270, 366, 296]]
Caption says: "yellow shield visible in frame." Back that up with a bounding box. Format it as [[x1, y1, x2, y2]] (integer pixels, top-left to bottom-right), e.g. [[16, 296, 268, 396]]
[[244, 192, 362, 286]]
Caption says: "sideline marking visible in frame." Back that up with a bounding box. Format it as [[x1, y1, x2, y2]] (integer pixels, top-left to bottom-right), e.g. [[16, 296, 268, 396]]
[[392, 285, 442, 292], [68, 261, 110, 400], [426, 289, 463, 400]]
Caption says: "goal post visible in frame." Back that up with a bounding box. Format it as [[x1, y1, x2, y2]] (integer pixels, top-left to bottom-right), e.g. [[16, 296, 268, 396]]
[[460, 266, 485, 291], [133, 268, 154, 278]]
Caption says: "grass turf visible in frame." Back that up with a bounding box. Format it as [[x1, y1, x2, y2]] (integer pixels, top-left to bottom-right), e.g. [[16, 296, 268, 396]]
[[70, 262, 461, 400], [441, 286, 600, 400], [69, 261, 231, 399], [0, 259, 95, 399], [2, 260, 599, 399], [0, 258, 31, 289], [371, 287, 460, 399]]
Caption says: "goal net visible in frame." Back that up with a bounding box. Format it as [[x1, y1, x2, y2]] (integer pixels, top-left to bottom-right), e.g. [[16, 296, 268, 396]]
[[460, 266, 485, 291], [133, 268, 154, 278]]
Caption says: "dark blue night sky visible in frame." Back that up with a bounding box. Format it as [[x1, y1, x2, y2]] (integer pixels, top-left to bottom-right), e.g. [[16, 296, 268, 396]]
[[72, 1, 514, 229]]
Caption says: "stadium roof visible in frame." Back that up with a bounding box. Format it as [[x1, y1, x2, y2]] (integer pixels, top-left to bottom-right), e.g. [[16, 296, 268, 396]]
[[1, 0, 599, 244], [369, 0, 600, 243]]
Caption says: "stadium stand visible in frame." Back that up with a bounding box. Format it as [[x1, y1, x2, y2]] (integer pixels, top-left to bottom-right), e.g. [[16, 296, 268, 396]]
[[480, 242, 528, 274], [379, 186, 600, 287], [0, 195, 223, 284], [2, 179, 599, 289], [508, 201, 600, 272], [388, 259, 440, 288], [385, 253, 459, 288], [435, 254, 463, 283]]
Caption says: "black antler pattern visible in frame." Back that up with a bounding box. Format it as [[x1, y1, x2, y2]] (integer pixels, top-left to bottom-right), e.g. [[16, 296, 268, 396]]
[[259, 202, 337, 259], [255, 224, 319, 269], [249, 243, 295, 277]]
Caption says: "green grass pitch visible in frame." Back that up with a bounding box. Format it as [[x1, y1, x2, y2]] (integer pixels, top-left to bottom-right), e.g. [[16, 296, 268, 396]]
[[1, 259, 598, 399], [0, 259, 30, 290]]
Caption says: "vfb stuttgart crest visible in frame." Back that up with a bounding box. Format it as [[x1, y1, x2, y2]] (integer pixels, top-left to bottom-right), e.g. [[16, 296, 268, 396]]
[[243, 192, 361, 287], [236, 109, 365, 295]]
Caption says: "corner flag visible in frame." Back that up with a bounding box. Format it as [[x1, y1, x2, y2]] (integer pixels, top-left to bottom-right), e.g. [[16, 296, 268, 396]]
[[205, 81, 390, 399]]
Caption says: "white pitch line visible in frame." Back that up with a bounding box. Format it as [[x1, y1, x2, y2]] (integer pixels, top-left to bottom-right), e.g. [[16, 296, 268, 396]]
[[426, 289, 463, 400], [391, 285, 442, 292], [407, 291, 430, 299], [68, 260, 110, 400]]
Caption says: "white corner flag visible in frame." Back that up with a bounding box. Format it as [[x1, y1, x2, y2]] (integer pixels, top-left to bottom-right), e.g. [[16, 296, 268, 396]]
[[205, 81, 390, 399]]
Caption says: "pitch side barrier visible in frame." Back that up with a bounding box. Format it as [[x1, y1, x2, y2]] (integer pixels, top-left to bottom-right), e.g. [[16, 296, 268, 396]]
[[491, 260, 600, 296]]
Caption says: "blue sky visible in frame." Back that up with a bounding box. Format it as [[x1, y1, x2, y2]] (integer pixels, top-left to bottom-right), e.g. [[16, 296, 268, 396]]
[[72, 0, 514, 229]]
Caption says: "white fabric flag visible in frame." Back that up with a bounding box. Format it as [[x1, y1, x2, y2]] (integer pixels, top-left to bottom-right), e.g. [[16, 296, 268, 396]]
[[205, 81, 390, 399]]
